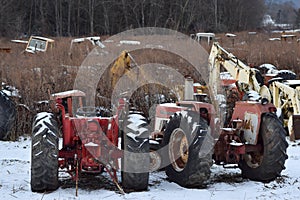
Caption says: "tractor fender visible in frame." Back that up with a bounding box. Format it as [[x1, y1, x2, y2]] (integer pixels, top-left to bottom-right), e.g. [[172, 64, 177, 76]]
[[231, 101, 276, 145]]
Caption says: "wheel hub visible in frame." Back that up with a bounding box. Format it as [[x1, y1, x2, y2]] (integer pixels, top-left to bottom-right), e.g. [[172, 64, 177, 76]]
[[244, 153, 263, 168], [169, 128, 189, 172], [149, 151, 161, 172]]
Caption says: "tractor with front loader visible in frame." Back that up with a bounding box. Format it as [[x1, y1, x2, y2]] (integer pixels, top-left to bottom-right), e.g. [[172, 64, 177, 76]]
[[269, 80, 300, 141], [148, 42, 288, 187], [257, 63, 300, 141]]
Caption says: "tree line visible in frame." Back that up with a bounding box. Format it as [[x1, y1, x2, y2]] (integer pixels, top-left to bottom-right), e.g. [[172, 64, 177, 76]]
[[0, 0, 298, 38]]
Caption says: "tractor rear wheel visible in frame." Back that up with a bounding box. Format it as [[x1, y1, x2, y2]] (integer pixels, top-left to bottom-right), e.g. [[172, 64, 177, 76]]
[[121, 111, 149, 192], [0, 91, 16, 140], [31, 112, 59, 192], [276, 70, 296, 80], [239, 113, 288, 182], [163, 111, 213, 188]]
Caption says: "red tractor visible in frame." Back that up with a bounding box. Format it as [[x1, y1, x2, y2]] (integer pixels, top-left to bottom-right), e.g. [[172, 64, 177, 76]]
[[150, 96, 288, 187], [148, 42, 288, 188], [30, 90, 150, 193]]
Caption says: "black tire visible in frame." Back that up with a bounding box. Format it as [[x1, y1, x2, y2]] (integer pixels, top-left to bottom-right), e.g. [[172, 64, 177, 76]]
[[276, 70, 296, 80], [31, 112, 59, 192], [258, 64, 277, 75], [253, 68, 265, 86], [239, 113, 288, 182], [163, 111, 213, 188], [0, 91, 16, 140], [121, 111, 149, 192]]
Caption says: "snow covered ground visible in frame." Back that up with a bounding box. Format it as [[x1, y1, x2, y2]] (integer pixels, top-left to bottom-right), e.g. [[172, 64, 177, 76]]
[[1, 137, 300, 200]]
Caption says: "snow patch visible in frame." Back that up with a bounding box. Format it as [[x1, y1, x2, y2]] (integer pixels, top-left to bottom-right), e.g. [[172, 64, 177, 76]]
[[192, 122, 198, 133], [85, 142, 99, 147], [0, 137, 300, 199], [159, 103, 178, 107], [246, 90, 261, 101], [259, 63, 277, 74]]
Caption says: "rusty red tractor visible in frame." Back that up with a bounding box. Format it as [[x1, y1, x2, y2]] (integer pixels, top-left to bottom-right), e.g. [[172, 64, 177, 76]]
[[150, 97, 288, 188], [30, 90, 150, 193], [147, 42, 288, 187]]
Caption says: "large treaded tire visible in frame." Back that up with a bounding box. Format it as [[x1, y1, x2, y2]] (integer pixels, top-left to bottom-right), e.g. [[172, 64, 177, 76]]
[[121, 111, 149, 192], [239, 113, 288, 182], [276, 70, 296, 80], [31, 112, 59, 192], [0, 91, 16, 140], [163, 111, 213, 188]]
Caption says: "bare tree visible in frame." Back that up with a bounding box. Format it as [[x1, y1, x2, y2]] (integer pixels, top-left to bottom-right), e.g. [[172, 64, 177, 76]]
[[101, 1, 111, 34], [54, 0, 63, 36], [88, 0, 95, 35], [0, 0, 279, 37], [67, 0, 72, 36]]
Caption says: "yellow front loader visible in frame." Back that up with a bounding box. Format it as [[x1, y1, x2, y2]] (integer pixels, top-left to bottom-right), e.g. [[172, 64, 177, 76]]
[[270, 80, 300, 141]]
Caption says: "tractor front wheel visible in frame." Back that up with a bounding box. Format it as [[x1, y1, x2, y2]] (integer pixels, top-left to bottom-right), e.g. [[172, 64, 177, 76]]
[[31, 112, 59, 192]]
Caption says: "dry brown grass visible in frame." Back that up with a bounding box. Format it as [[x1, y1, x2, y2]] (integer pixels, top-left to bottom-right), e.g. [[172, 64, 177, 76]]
[[215, 31, 300, 75], [0, 37, 86, 139], [1, 31, 300, 139]]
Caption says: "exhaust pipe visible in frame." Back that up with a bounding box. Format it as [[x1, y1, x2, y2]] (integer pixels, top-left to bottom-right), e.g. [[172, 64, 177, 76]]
[[184, 77, 194, 101]]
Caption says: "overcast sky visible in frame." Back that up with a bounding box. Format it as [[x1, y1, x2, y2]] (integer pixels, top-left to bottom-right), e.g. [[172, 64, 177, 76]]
[[282, 0, 300, 7]]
